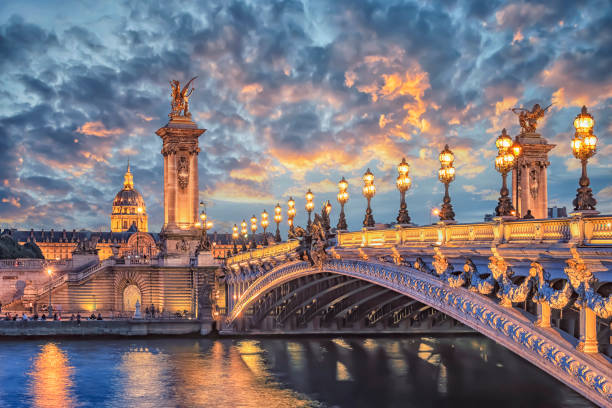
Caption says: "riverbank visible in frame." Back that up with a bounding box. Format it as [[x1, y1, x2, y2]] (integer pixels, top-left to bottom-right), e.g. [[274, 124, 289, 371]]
[[0, 319, 476, 337], [0, 320, 214, 337]]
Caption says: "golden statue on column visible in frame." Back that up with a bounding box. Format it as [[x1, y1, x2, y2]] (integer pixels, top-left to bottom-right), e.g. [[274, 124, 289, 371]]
[[169, 76, 198, 118]]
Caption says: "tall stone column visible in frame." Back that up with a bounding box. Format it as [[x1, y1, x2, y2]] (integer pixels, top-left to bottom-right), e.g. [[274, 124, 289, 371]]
[[511, 132, 555, 219], [156, 115, 205, 263]]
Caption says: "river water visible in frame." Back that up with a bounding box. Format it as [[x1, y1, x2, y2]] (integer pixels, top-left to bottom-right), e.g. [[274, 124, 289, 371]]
[[0, 335, 592, 407]]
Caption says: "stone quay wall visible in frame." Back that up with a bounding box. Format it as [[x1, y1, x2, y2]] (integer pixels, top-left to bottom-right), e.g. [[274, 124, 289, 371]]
[[0, 319, 213, 337]]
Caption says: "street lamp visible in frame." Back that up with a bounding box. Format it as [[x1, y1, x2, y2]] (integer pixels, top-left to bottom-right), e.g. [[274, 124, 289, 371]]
[[274, 203, 282, 243], [250, 215, 257, 249], [438, 145, 456, 222], [232, 224, 239, 254], [362, 168, 376, 227], [261, 210, 269, 246], [287, 197, 296, 238], [571, 106, 598, 213], [47, 268, 53, 315], [305, 189, 314, 227], [241, 219, 248, 251], [337, 177, 349, 231], [396, 158, 412, 225], [494, 128, 517, 217]]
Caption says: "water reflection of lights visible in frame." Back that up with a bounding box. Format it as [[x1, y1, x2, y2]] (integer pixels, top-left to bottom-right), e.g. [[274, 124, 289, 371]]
[[28, 343, 77, 408], [331, 338, 352, 350], [336, 361, 353, 381], [164, 340, 314, 408], [110, 347, 177, 407]]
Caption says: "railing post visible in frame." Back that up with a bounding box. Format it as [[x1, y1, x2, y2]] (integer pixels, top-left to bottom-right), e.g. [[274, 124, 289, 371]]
[[578, 307, 598, 353], [536, 302, 551, 328], [570, 215, 586, 245]]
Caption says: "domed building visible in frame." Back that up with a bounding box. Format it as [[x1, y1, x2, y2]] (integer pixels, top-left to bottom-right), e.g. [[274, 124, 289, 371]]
[[111, 163, 148, 232]]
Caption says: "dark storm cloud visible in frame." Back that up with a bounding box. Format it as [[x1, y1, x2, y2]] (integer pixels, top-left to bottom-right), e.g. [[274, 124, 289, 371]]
[[0, 15, 60, 69]]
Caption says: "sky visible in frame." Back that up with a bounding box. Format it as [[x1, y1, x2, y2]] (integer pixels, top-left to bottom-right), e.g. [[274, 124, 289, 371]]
[[0, 0, 611, 236]]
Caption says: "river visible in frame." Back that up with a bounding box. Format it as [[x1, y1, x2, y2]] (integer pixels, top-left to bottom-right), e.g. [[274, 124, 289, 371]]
[[0, 335, 592, 407]]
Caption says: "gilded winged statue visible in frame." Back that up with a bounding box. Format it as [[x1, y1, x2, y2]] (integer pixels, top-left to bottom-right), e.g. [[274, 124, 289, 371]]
[[510, 103, 552, 134], [169, 76, 198, 118]]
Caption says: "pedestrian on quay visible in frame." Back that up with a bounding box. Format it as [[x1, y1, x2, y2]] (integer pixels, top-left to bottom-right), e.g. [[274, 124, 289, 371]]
[[21, 313, 28, 321], [70, 314, 75, 321], [97, 313, 103, 320], [41, 314, 46, 321], [145, 306, 150, 318], [33, 313, 39, 321], [76, 313, 81, 325], [151, 304, 156, 319], [53, 313, 58, 321]]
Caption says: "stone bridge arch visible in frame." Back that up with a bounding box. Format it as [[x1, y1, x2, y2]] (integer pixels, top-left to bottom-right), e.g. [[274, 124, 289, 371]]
[[226, 259, 611, 406]]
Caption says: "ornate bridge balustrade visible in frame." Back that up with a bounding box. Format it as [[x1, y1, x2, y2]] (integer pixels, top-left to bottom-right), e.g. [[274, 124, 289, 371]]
[[222, 215, 612, 405]]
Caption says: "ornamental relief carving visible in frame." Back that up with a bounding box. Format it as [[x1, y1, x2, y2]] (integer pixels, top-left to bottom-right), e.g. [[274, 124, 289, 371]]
[[177, 156, 189, 189]]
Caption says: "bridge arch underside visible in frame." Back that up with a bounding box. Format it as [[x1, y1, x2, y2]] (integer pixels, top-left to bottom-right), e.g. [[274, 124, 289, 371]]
[[239, 272, 467, 333], [228, 261, 612, 406]]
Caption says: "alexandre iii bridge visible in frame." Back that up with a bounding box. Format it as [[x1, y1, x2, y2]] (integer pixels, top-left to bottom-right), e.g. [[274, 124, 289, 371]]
[[222, 217, 612, 406]]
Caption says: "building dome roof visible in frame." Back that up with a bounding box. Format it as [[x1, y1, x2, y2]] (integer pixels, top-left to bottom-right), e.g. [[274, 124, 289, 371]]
[[113, 162, 146, 209], [113, 187, 145, 208]]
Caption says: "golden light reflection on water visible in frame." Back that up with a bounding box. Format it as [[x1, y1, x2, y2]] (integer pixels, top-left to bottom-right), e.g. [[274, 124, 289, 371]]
[[28, 343, 76, 408], [110, 347, 175, 407], [164, 340, 317, 408]]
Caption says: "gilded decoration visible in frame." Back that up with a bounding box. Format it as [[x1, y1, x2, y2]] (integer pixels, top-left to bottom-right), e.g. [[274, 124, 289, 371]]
[[177, 156, 189, 189], [169, 77, 197, 118], [529, 262, 573, 310], [511, 103, 552, 134]]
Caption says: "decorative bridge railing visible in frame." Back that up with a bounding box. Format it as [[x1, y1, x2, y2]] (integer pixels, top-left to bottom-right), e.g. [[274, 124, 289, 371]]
[[223, 214, 612, 405]]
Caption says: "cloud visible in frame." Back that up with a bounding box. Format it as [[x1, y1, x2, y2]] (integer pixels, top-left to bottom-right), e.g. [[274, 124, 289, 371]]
[[76, 121, 124, 138]]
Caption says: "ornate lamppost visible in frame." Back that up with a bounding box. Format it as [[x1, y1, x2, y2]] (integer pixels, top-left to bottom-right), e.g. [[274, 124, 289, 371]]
[[438, 145, 456, 222], [261, 210, 269, 246], [240, 219, 248, 251], [250, 215, 257, 249], [571, 106, 598, 213], [305, 189, 314, 228], [232, 224, 239, 254], [337, 177, 349, 231], [396, 158, 412, 225], [362, 168, 376, 227], [274, 203, 282, 243], [494, 129, 517, 217], [287, 197, 296, 238]]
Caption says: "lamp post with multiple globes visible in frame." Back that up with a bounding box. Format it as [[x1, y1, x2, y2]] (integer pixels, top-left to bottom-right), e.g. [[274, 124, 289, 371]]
[[437, 145, 456, 222], [337, 177, 349, 231], [287, 197, 296, 238], [494, 129, 518, 217], [274, 203, 282, 243], [250, 215, 257, 249], [362, 168, 376, 228], [240, 219, 248, 251], [261, 210, 269, 246], [396, 158, 412, 225], [571, 106, 598, 213], [305, 189, 314, 228], [232, 224, 239, 254]]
